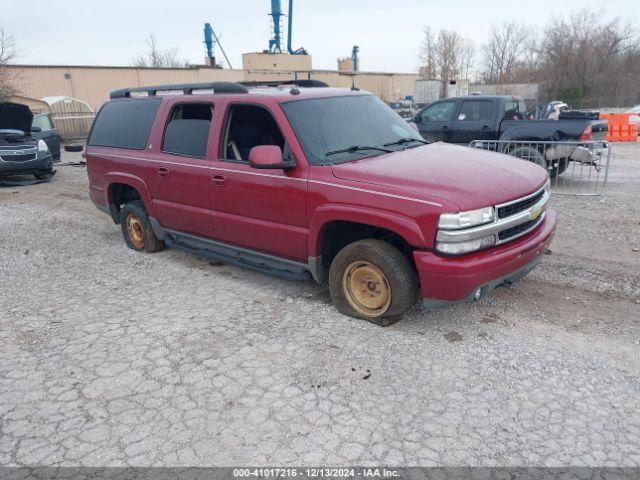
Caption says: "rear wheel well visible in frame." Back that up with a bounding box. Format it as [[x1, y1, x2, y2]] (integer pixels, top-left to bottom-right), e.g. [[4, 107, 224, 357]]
[[318, 221, 416, 282], [108, 183, 142, 222]]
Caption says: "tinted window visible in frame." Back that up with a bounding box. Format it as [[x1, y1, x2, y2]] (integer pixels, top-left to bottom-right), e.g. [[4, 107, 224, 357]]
[[458, 100, 493, 121], [32, 114, 53, 131], [281, 95, 421, 165], [420, 101, 455, 122], [89, 98, 161, 150], [162, 103, 213, 158], [504, 100, 527, 119]]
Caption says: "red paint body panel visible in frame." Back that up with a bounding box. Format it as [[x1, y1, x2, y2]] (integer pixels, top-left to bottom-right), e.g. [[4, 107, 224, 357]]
[[414, 209, 557, 301], [86, 87, 558, 303]]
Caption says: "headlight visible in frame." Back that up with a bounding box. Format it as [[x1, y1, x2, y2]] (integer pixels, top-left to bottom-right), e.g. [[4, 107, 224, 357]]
[[436, 235, 496, 255], [37, 140, 50, 153], [438, 206, 495, 230]]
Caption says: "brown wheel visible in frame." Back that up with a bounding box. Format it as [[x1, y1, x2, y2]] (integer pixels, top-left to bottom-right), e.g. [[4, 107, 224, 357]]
[[329, 239, 418, 326], [119, 201, 164, 253]]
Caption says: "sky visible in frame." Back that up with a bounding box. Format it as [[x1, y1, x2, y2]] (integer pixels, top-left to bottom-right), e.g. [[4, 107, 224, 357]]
[[4, 0, 639, 73]]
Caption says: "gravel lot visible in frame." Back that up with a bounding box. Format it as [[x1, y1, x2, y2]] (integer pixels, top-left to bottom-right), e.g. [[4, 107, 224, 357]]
[[1, 144, 639, 467]]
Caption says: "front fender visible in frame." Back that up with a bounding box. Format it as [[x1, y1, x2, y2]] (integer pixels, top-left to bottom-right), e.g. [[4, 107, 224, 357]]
[[308, 204, 431, 257]]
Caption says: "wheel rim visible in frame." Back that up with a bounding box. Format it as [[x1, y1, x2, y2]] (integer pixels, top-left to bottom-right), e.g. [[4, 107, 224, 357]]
[[125, 213, 145, 249], [342, 261, 391, 318]]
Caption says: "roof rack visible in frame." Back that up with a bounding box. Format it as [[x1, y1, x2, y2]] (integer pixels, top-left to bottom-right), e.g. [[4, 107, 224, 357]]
[[110, 82, 249, 99], [240, 79, 329, 88]]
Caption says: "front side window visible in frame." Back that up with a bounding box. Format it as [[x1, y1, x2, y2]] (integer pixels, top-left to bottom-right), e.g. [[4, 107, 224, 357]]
[[162, 103, 213, 158], [221, 104, 285, 161], [420, 101, 456, 122], [32, 114, 53, 131], [458, 100, 493, 122], [281, 94, 422, 165]]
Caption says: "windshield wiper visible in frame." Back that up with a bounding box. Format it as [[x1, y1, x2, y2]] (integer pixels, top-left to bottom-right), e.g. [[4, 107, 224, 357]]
[[383, 137, 429, 148], [325, 145, 393, 157]]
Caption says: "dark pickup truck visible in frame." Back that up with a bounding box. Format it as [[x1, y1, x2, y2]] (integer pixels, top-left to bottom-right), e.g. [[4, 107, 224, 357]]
[[413, 95, 607, 144]]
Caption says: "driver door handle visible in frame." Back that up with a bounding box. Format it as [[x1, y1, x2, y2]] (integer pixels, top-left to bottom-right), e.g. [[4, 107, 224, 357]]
[[212, 174, 227, 187], [441, 125, 449, 130]]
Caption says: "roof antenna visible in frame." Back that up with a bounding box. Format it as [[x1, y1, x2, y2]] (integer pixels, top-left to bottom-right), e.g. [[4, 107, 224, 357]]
[[351, 76, 360, 91]]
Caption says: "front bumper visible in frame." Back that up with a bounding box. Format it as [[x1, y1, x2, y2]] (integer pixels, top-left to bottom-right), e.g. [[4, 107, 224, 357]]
[[0, 154, 53, 176], [415, 208, 557, 307]]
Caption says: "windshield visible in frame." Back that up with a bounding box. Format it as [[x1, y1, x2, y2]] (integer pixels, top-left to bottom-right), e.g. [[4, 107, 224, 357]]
[[281, 94, 425, 165]]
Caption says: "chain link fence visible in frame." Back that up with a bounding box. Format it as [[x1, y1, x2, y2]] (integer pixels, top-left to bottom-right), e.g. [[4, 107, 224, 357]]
[[469, 140, 611, 196]]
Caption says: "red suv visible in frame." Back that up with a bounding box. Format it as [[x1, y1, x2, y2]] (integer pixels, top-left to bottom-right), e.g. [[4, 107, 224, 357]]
[[87, 81, 556, 326]]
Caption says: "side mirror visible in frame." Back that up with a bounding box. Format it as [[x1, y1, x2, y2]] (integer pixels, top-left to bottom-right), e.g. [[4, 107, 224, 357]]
[[248, 145, 293, 170], [31, 126, 42, 133]]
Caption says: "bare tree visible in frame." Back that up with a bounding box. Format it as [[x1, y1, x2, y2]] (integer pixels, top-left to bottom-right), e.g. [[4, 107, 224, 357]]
[[538, 8, 640, 106], [481, 22, 533, 85], [419, 27, 474, 96], [131, 35, 185, 68], [0, 27, 17, 98]]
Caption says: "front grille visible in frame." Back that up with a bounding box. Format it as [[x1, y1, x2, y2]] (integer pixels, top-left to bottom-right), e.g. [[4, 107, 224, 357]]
[[498, 190, 545, 219], [0, 147, 37, 163], [498, 216, 543, 241]]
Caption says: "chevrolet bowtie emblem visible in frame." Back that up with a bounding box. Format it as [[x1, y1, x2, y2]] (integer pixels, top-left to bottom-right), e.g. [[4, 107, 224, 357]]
[[530, 206, 541, 220]]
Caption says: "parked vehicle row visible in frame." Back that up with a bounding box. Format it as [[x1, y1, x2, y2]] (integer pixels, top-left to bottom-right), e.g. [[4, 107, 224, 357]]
[[86, 82, 556, 325]]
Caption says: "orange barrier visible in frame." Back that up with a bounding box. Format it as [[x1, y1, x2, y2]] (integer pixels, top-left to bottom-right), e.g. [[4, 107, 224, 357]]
[[600, 112, 638, 142]]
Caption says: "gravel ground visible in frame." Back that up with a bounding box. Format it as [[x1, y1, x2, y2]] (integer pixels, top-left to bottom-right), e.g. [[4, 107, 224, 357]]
[[0, 144, 639, 467]]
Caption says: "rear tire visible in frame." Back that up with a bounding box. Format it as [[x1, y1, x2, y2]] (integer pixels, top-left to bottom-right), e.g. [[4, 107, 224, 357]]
[[507, 146, 567, 177], [329, 239, 418, 326], [120, 201, 164, 253]]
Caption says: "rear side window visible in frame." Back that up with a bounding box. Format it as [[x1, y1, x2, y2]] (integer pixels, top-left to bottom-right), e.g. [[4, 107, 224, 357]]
[[89, 98, 161, 150], [458, 100, 493, 121], [162, 103, 213, 158]]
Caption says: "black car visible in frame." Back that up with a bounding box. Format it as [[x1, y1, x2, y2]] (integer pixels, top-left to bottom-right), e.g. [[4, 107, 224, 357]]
[[0, 102, 55, 180], [31, 112, 61, 160]]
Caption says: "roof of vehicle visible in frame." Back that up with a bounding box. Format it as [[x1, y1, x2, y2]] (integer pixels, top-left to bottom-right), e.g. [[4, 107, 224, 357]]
[[109, 81, 368, 104], [442, 95, 524, 102]]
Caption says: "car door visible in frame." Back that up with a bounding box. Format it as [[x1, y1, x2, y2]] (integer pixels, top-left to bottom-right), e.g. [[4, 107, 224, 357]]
[[448, 99, 496, 144], [32, 114, 61, 159], [414, 100, 457, 142], [208, 100, 309, 262], [147, 100, 217, 238]]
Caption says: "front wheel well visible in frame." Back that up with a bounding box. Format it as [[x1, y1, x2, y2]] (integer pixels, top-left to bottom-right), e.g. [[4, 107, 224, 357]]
[[317, 221, 416, 283]]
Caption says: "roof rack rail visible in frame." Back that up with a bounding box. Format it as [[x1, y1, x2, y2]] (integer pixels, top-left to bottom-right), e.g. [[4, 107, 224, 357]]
[[240, 79, 329, 88], [110, 82, 249, 99]]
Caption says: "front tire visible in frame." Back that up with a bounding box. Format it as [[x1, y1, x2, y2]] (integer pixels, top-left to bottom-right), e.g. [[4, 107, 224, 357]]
[[120, 201, 164, 253], [34, 167, 54, 181], [329, 239, 418, 326]]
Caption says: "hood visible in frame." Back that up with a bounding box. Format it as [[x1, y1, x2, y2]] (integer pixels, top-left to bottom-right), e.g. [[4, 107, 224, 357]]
[[0, 102, 34, 134], [331, 142, 549, 211]]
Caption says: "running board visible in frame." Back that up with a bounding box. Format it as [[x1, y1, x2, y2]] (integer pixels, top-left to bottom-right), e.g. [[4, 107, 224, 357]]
[[164, 228, 312, 281]]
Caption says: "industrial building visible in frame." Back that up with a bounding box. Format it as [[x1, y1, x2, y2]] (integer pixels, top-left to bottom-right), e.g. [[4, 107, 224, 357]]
[[3, 57, 418, 113]]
